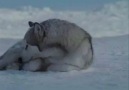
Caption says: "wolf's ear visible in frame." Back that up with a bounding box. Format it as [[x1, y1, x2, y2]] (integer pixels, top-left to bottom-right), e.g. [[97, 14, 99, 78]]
[[28, 21, 34, 27]]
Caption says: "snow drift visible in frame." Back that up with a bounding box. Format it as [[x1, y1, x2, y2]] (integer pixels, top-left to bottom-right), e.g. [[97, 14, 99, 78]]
[[0, 1, 128, 39]]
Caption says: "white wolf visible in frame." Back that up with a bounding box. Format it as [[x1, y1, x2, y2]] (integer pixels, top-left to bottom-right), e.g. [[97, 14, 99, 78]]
[[0, 39, 66, 71], [24, 19, 93, 71]]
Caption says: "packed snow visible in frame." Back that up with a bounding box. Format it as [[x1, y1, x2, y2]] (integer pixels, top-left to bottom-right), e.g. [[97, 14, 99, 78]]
[[0, 35, 128, 90]]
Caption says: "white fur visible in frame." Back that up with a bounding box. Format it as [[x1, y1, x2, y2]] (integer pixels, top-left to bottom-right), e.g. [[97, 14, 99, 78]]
[[21, 39, 92, 72], [0, 39, 66, 71], [47, 38, 92, 71], [21, 44, 40, 62], [0, 37, 93, 72], [21, 45, 66, 71], [23, 59, 42, 71], [20, 43, 66, 62], [0, 39, 26, 68], [24, 19, 93, 72]]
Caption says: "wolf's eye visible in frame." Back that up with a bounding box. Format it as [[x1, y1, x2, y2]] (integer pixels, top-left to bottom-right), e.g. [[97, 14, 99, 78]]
[[25, 45, 28, 50]]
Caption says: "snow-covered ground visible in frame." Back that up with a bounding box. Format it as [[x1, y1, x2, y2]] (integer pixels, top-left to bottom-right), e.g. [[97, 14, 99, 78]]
[[0, 35, 128, 90]]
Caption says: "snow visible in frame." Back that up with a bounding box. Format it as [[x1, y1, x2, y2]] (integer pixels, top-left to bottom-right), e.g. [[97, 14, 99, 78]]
[[0, 35, 128, 90], [0, 1, 128, 39]]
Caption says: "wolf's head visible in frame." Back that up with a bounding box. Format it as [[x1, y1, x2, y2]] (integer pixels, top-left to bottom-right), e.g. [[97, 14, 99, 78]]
[[0, 39, 27, 68], [21, 42, 40, 63], [24, 21, 46, 51]]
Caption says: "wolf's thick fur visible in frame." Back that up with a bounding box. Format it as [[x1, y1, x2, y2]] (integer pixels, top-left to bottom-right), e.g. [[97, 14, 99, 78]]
[[0, 39, 66, 71], [21, 43, 66, 71], [0, 40, 26, 69], [24, 19, 93, 71]]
